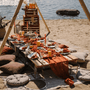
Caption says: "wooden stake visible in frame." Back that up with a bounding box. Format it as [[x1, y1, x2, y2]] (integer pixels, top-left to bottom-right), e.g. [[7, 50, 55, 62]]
[[0, 0, 24, 55], [35, 2, 50, 33], [79, 0, 90, 21]]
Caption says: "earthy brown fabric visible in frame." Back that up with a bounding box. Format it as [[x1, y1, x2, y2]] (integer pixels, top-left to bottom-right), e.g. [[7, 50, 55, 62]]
[[1, 46, 14, 55], [0, 55, 15, 66], [0, 62, 25, 74], [59, 44, 69, 48], [65, 78, 74, 87]]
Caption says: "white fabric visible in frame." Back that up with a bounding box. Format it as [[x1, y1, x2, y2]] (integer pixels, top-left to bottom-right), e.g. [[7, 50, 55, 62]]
[[77, 69, 90, 81], [68, 48, 77, 53], [70, 52, 88, 63], [6, 74, 29, 86]]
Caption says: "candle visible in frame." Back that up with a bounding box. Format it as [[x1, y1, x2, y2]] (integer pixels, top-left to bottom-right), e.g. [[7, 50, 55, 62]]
[[45, 34, 46, 46], [30, 45, 33, 49], [37, 41, 40, 47], [48, 51, 51, 57], [22, 31, 25, 36]]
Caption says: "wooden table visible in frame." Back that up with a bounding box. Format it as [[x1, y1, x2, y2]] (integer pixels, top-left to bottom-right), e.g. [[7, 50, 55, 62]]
[[7, 38, 77, 77]]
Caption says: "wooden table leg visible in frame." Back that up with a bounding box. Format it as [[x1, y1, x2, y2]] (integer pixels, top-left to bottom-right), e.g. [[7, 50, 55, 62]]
[[34, 66, 37, 78]]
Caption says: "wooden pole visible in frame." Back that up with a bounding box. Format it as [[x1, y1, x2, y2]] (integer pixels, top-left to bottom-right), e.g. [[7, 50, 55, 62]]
[[35, 2, 50, 33], [0, 0, 24, 55], [79, 0, 90, 21]]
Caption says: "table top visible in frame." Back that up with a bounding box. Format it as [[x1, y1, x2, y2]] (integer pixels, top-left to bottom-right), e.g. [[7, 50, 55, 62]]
[[7, 36, 78, 68]]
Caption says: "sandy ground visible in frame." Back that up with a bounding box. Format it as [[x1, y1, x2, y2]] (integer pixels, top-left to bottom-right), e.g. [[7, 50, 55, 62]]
[[0, 19, 90, 90]]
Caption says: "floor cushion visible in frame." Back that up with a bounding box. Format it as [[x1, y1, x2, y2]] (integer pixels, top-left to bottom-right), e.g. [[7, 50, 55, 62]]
[[70, 52, 88, 63], [1, 46, 15, 55], [6, 74, 29, 87], [77, 69, 90, 81], [0, 62, 25, 74], [68, 48, 77, 53], [0, 55, 15, 66]]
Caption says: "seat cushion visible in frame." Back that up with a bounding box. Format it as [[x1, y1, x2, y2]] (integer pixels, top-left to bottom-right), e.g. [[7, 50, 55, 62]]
[[1, 46, 15, 55], [68, 48, 77, 53], [0, 55, 15, 66], [6, 74, 29, 86], [0, 62, 25, 74], [77, 69, 90, 81], [70, 52, 88, 63]]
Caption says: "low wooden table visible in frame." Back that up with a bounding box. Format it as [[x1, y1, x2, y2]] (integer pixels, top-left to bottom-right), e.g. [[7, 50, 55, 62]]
[[7, 38, 77, 77]]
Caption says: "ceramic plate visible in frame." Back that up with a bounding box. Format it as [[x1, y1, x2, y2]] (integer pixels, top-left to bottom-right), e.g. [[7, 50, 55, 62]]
[[28, 52, 39, 59], [8, 37, 15, 41], [48, 45, 55, 48], [38, 40, 44, 42], [61, 52, 69, 55], [19, 45, 27, 50]]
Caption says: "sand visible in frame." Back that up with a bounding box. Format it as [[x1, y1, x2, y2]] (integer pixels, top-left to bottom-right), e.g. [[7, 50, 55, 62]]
[[0, 19, 90, 90]]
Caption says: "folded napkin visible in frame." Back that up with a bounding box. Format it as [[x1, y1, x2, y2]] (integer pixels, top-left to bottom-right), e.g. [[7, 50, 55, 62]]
[[22, 46, 27, 50], [10, 35, 17, 39], [65, 78, 74, 87], [59, 44, 69, 48], [31, 54, 38, 59], [62, 48, 70, 53]]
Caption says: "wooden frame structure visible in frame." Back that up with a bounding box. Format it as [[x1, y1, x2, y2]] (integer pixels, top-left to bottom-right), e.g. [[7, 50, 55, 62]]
[[79, 0, 90, 21], [0, 0, 90, 55]]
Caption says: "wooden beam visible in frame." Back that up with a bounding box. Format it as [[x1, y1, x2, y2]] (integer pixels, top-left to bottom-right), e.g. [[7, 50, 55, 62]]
[[35, 2, 50, 33], [79, 0, 90, 21], [0, 0, 24, 55]]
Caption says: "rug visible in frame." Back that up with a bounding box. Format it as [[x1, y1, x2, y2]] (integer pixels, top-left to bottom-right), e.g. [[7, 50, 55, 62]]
[[27, 70, 84, 90], [3, 69, 84, 90]]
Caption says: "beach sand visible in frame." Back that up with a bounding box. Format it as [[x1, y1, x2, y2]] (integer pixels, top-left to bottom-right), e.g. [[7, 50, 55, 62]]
[[0, 19, 90, 90]]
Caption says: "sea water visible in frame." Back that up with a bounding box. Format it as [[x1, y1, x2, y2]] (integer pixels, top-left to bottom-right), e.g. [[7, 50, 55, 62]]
[[0, 0, 90, 20]]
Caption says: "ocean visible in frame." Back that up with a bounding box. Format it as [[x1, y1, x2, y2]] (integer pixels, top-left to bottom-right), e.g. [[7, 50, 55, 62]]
[[0, 0, 90, 20]]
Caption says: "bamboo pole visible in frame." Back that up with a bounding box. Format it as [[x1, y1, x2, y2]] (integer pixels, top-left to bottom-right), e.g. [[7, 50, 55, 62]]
[[35, 2, 50, 33], [79, 0, 90, 21], [0, 0, 24, 55]]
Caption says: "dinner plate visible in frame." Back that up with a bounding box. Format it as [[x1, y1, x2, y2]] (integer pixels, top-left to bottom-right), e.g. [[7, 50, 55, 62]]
[[19, 45, 27, 50], [61, 52, 69, 55], [38, 40, 44, 42], [37, 47, 43, 49], [48, 39, 54, 42], [27, 52, 39, 59], [8, 37, 15, 41], [48, 45, 55, 48]]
